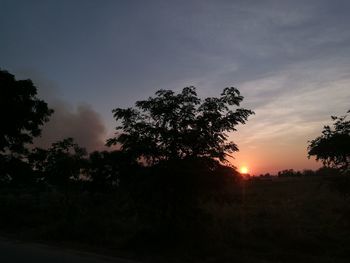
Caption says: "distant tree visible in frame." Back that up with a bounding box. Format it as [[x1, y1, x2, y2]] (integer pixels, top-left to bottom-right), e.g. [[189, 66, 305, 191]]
[[107, 86, 254, 164], [277, 169, 298, 177], [302, 169, 315, 177], [29, 138, 87, 186], [0, 69, 53, 155], [316, 166, 341, 177], [308, 111, 350, 174]]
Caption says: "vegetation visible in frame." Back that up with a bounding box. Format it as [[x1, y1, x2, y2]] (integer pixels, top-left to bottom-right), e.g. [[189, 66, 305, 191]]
[[0, 69, 53, 154], [106, 86, 254, 163], [254, 167, 342, 178], [308, 111, 350, 174], [29, 138, 88, 186], [1, 176, 350, 263], [0, 69, 53, 185], [1, 70, 350, 262]]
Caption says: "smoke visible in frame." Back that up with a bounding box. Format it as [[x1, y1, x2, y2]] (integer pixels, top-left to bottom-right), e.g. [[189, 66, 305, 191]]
[[14, 69, 108, 152], [34, 101, 108, 152]]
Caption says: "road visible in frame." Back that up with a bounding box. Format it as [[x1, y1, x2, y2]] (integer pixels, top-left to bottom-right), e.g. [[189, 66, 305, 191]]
[[0, 238, 138, 263]]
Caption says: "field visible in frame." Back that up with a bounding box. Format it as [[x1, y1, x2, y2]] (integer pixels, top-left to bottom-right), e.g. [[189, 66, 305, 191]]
[[0, 176, 350, 262]]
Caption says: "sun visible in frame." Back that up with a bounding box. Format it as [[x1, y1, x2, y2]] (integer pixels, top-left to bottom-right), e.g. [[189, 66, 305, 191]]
[[240, 166, 249, 174]]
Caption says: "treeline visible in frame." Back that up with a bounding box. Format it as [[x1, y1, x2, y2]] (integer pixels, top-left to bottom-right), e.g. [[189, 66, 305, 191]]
[[1, 137, 134, 190], [0, 69, 253, 232], [2, 69, 350, 262], [256, 167, 342, 178], [1, 69, 253, 256], [0, 69, 252, 193], [1, 136, 240, 194], [277, 167, 342, 177]]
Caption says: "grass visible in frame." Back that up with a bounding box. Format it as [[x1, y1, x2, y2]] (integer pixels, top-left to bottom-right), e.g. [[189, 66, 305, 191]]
[[200, 177, 350, 262], [0, 176, 350, 262]]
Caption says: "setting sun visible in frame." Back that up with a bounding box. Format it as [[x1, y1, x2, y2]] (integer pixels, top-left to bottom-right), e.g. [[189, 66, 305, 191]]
[[240, 166, 249, 174]]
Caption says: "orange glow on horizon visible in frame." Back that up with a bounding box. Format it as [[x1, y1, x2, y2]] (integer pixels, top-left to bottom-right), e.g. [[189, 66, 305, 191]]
[[240, 166, 249, 174]]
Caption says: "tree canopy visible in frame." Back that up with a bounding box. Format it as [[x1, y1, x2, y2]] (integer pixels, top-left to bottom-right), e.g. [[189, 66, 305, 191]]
[[308, 110, 350, 173], [107, 86, 254, 163], [0, 69, 53, 155]]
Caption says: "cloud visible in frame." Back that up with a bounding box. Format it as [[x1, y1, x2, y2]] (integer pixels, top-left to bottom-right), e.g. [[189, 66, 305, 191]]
[[229, 58, 350, 174], [3, 0, 350, 173], [14, 69, 108, 152]]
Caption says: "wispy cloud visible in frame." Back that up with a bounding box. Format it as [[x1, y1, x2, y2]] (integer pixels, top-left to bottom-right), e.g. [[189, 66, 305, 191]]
[[230, 58, 350, 174]]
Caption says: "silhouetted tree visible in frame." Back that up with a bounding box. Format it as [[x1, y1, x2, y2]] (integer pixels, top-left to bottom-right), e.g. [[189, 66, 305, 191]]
[[29, 138, 87, 186], [0, 154, 32, 186], [302, 169, 315, 177], [0, 69, 53, 155], [277, 169, 299, 177], [316, 166, 341, 177], [0, 69, 53, 185], [308, 111, 350, 174], [107, 86, 253, 164], [106, 87, 252, 232]]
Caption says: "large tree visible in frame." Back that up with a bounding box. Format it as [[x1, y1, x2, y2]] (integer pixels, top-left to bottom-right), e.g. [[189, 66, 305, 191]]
[[308, 110, 350, 173], [107, 86, 253, 163], [0, 69, 53, 184], [0, 69, 53, 155]]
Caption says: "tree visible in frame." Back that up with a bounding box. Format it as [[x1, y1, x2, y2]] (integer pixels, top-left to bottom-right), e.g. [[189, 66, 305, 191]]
[[29, 138, 87, 186], [0, 69, 53, 155], [107, 86, 254, 164], [0, 69, 53, 185], [308, 110, 350, 174]]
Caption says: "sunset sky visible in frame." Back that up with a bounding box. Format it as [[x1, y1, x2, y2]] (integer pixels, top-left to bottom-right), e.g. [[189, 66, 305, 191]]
[[1, 0, 350, 174]]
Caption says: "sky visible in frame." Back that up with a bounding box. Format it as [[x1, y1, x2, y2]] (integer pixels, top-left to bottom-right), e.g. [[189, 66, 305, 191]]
[[1, 0, 350, 175]]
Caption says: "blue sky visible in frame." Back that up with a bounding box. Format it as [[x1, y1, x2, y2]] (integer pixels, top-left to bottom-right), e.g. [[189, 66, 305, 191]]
[[1, 0, 350, 174]]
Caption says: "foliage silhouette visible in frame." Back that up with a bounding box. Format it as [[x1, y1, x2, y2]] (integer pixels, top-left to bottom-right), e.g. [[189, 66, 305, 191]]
[[107, 86, 254, 164], [29, 138, 87, 186], [0, 154, 33, 186], [104, 87, 254, 237], [308, 110, 350, 174], [0, 69, 53, 155], [2, 71, 350, 262], [0, 69, 53, 184], [278, 169, 301, 177]]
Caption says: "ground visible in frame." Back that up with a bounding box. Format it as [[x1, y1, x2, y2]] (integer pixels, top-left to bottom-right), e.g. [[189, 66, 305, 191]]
[[1, 175, 350, 262]]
